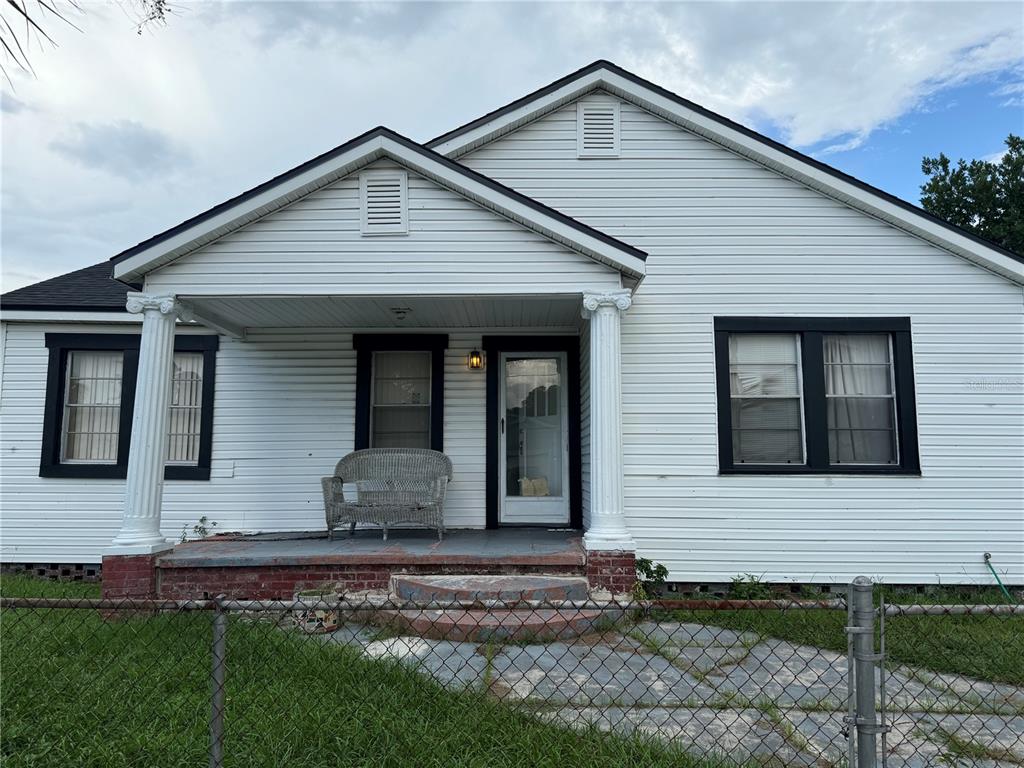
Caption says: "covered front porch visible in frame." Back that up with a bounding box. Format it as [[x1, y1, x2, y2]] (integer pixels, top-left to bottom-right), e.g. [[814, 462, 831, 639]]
[[100, 130, 645, 598], [100, 290, 640, 598]]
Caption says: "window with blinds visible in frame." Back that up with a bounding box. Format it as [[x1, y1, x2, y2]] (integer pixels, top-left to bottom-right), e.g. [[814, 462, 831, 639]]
[[370, 351, 431, 449], [728, 334, 805, 464], [61, 351, 124, 463], [167, 352, 204, 465]]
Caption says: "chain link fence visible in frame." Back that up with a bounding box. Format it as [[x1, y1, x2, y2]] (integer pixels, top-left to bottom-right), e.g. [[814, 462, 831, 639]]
[[1, 577, 1021, 767]]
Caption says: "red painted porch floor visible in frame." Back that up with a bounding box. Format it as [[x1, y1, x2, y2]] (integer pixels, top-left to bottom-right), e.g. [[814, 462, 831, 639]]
[[157, 528, 586, 571]]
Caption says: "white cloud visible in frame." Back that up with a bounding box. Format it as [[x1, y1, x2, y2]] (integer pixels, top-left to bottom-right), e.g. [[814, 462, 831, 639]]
[[993, 80, 1024, 107], [1, 1, 1021, 292]]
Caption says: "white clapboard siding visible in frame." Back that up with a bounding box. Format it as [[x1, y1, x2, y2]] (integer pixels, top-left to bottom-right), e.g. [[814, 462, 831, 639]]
[[462, 93, 1024, 585], [0, 324, 532, 563], [144, 160, 620, 296]]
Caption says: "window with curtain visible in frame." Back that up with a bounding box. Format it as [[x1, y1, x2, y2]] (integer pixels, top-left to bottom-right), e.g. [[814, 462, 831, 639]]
[[824, 334, 897, 465], [167, 352, 204, 465], [61, 351, 124, 463], [714, 318, 919, 474], [728, 334, 804, 464], [370, 351, 431, 449], [41, 333, 218, 480]]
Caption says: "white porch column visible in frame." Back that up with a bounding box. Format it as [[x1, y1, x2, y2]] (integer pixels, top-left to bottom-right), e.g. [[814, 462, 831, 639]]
[[582, 289, 635, 552], [109, 293, 185, 553]]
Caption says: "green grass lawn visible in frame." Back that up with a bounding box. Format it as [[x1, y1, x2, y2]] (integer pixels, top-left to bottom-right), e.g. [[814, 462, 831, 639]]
[[4, 575, 1019, 767], [1, 575, 720, 768], [662, 587, 1024, 686]]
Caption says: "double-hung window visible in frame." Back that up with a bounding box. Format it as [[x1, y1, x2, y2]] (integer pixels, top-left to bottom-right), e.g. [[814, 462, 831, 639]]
[[370, 351, 432, 449], [41, 334, 218, 480], [353, 334, 447, 452], [715, 318, 919, 474]]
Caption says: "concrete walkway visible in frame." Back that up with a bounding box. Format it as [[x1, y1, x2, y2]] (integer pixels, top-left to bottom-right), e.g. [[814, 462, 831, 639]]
[[322, 619, 1024, 767]]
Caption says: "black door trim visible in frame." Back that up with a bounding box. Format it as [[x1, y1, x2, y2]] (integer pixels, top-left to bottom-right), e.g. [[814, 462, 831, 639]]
[[482, 335, 582, 530]]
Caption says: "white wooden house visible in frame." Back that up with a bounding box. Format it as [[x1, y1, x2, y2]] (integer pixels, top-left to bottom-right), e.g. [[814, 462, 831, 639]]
[[2, 62, 1022, 594]]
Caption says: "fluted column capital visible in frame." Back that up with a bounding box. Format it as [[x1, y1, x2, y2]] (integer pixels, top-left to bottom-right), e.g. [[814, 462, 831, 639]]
[[126, 293, 191, 321], [582, 289, 632, 317]]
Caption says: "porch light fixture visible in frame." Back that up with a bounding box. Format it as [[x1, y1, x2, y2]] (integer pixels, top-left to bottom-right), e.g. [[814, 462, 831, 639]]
[[467, 349, 484, 370]]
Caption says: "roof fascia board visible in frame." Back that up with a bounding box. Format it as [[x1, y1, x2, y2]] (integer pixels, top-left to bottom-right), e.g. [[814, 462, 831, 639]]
[[432, 66, 1023, 284], [431, 70, 606, 157], [0, 310, 135, 323], [596, 71, 1024, 283], [114, 132, 645, 284], [114, 137, 388, 282]]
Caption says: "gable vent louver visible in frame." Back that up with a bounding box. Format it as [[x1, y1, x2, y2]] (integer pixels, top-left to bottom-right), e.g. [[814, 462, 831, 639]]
[[360, 170, 408, 235], [577, 101, 620, 158]]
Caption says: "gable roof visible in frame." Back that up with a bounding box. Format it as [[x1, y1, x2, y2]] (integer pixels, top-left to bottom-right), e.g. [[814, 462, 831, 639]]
[[111, 126, 646, 284], [429, 60, 1024, 284], [0, 261, 132, 312]]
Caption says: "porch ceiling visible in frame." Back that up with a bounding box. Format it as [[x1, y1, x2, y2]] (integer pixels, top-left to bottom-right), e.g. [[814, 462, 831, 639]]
[[183, 293, 585, 333]]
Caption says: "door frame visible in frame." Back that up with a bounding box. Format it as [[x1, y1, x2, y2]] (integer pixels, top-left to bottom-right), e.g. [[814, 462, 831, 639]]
[[483, 335, 582, 530]]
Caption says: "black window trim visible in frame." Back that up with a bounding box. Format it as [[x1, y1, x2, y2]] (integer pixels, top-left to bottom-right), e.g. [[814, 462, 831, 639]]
[[714, 317, 920, 475], [40, 333, 219, 480], [353, 334, 448, 452]]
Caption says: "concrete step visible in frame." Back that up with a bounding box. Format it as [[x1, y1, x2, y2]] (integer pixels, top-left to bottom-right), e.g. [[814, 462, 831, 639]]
[[392, 574, 590, 603], [379, 607, 610, 643]]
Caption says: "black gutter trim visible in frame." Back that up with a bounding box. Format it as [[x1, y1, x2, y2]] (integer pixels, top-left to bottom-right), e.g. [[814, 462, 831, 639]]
[[427, 59, 1023, 266], [0, 304, 128, 313], [110, 126, 646, 267]]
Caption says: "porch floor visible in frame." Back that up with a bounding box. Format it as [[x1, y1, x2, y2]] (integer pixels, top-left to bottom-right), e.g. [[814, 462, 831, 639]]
[[157, 528, 586, 570]]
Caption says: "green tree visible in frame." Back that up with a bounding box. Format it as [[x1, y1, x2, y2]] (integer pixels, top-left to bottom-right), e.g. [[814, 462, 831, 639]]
[[920, 134, 1024, 255]]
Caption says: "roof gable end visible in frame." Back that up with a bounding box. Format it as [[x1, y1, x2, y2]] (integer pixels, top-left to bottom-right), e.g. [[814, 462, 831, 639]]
[[429, 61, 1024, 284], [112, 127, 646, 284]]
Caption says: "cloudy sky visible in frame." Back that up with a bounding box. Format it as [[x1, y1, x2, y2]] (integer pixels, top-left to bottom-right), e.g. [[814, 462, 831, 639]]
[[1, 0, 1021, 292]]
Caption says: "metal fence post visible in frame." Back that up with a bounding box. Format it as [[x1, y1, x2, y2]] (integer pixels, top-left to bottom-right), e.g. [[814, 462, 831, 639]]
[[852, 576, 878, 768], [209, 595, 227, 768]]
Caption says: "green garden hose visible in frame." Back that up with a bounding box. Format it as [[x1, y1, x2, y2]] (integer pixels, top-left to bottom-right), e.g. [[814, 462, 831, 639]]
[[984, 553, 1015, 602]]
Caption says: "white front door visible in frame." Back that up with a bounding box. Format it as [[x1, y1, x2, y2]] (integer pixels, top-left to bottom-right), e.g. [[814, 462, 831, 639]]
[[498, 352, 571, 525]]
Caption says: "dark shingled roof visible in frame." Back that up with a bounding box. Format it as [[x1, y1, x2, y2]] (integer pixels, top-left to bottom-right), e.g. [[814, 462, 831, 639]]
[[1, 261, 131, 312]]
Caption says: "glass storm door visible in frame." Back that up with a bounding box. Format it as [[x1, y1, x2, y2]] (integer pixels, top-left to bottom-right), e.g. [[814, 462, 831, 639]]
[[498, 352, 570, 525]]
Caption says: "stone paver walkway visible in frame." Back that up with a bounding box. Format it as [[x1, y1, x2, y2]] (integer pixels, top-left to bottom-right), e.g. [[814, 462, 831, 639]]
[[321, 620, 1024, 766]]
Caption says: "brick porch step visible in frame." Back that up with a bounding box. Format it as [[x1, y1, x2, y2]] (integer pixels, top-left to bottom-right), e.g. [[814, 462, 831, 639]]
[[378, 607, 608, 643], [392, 574, 590, 603]]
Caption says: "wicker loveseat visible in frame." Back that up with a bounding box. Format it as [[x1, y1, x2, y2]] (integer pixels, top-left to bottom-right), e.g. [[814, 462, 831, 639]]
[[322, 448, 453, 541]]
